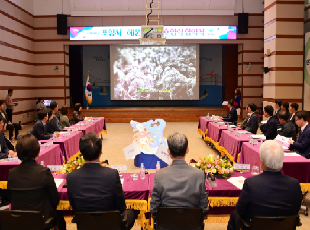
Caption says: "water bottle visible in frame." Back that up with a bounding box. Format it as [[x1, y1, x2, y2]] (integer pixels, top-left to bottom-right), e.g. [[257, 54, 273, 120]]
[[140, 163, 145, 179], [156, 161, 160, 171], [207, 113, 210, 119], [41, 161, 44, 166]]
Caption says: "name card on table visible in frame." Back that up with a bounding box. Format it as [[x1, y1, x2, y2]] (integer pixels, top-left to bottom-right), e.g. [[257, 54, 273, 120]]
[[249, 139, 258, 145], [111, 165, 128, 172], [234, 164, 251, 171], [156, 144, 172, 165], [235, 131, 241, 137], [47, 165, 63, 172], [123, 142, 139, 161], [44, 142, 53, 148], [228, 126, 234, 132]]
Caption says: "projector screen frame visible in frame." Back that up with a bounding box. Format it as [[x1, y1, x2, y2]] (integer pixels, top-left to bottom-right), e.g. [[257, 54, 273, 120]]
[[110, 44, 200, 101]]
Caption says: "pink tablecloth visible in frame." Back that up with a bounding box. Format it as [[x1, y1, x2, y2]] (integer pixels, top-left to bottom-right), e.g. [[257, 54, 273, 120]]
[[239, 142, 310, 183], [41, 131, 83, 161], [66, 118, 106, 135], [198, 117, 210, 134], [207, 122, 239, 143], [0, 144, 63, 181], [219, 130, 258, 162]]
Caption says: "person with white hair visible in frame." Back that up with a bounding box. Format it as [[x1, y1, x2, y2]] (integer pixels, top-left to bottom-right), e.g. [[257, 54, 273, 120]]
[[227, 140, 302, 230]]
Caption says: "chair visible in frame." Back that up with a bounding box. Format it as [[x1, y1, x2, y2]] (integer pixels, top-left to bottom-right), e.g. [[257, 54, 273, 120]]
[[0, 210, 54, 230], [241, 215, 300, 230], [75, 211, 128, 230], [155, 207, 204, 230]]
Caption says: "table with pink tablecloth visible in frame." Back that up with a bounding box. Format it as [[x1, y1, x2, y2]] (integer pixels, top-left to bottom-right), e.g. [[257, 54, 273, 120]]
[[0, 144, 63, 181], [40, 131, 83, 161], [239, 142, 310, 184], [218, 130, 258, 162], [206, 122, 230, 142], [65, 118, 106, 135]]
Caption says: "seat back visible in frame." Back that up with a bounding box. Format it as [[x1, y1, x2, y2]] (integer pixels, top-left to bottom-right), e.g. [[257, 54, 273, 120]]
[[250, 215, 299, 230], [156, 207, 204, 230], [76, 211, 122, 230], [0, 210, 44, 230]]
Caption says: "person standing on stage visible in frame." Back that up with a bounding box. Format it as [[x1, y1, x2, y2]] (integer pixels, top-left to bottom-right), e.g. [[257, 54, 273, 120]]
[[5, 89, 18, 123], [234, 88, 241, 116]]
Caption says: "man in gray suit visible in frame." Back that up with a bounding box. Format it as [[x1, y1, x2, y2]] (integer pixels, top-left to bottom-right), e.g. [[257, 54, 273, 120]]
[[150, 131, 208, 216]]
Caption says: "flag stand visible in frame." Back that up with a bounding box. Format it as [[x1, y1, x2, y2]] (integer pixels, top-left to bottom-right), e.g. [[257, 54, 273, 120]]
[[86, 102, 89, 110]]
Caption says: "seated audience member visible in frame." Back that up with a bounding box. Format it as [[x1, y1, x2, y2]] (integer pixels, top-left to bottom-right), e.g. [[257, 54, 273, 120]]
[[278, 111, 297, 141], [289, 111, 310, 158], [70, 103, 84, 125], [32, 110, 56, 140], [245, 103, 258, 134], [281, 101, 289, 114], [150, 132, 208, 216], [60, 106, 70, 129], [0, 102, 20, 142], [220, 99, 238, 125], [227, 140, 302, 230], [49, 101, 63, 133], [290, 103, 299, 131], [7, 134, 66, 230], [274, 99, 282, 128], [0, 116, 17, 159], [46, 109, 54, 134], [260, 105, 277, 140], [67, 133, 136, 229], [36, 98, 46, 112], [237, 106, 250, 130]]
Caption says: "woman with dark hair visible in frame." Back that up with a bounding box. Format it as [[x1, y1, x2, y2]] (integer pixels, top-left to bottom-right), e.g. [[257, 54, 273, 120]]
[[60, 106, 70, 129], [70, 103, 84, 125], [7, 134, 66, 230], [234, 89, 242, 116], [45, 109, 54, 134]]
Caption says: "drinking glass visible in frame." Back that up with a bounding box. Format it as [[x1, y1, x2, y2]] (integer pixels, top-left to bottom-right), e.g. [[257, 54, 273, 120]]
[[251, 166, 259, 175]]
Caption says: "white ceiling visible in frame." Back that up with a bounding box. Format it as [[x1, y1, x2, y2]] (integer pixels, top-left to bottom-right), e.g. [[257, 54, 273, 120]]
[[31, 0, 264, 16]]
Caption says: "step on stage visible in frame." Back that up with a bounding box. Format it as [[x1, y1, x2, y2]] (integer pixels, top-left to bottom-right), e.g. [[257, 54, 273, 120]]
[[80, 107, 227, 123]]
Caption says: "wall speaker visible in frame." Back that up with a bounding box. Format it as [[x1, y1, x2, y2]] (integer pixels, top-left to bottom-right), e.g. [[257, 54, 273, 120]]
[[238, 13, 248, 34], [264, 67, 270, 74], [57, 14, 67, 35]]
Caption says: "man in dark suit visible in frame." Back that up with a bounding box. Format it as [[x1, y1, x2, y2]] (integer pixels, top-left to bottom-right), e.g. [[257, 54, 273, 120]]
[[274, 99, 282, 128], [221, 99, 238, 125], [260, 105, 278, 140], [245, 103, 259, 134], [289, 103, 299, 132], [0, 102, 20, 142], [7, 134, 66, 230], [32, 110, 55, 140], [227, 140, 302, 230], [67, 132, 136, 229], [150, 132, 208, 216], [237, 106, 250, 130], [49, 101, 63, 133], [0, 116, 17, 159], [289, 111, 310, 159], [278, 111, 296, 141]]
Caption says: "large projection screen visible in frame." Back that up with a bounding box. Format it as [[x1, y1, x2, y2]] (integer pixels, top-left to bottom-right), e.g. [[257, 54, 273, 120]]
[[110, 45, 199, 100]]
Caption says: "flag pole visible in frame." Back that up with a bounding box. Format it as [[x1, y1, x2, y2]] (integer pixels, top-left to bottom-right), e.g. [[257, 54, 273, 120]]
[[86, 71, 90, 110]]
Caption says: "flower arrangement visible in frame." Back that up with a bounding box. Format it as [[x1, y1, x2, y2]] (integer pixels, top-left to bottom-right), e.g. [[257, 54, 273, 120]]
[[194, 155, 234, 179], [62, 156, 109, 174]]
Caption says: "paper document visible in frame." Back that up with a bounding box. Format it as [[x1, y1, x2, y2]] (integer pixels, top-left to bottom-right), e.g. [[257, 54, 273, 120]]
[[284, 152, 301, 157], [261, 121, 267, 124], [238, 130, 248, 133], [251, 134, 266, 140], [227, 176, 246, 190], [229, 125, 237, 128], [121, 179, 124, 185], [54, 179, 64, 188]]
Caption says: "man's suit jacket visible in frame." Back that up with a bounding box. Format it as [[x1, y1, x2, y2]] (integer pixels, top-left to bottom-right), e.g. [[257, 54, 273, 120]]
[[274, 108, 282, 128], [240, 114, 250, 130], [32, 120, 52, 140], [290, 113, 299, 133], [50, 114, 63, 133], [7, 160, 60, 223], [245, 112, 259, 134], [260, 116, 278, 140], [236, 171, 302, 224], [222, 107, 238, 124], [278, 121, 297, 141], [291, 124, 310, 157], [0, 132, 9, 159], [67, 163, 126, 213], [150, 160, 208, 215]]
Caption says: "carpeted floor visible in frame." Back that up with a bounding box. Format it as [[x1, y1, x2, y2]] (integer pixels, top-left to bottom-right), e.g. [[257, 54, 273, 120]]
[[17, 122, 310, 229]]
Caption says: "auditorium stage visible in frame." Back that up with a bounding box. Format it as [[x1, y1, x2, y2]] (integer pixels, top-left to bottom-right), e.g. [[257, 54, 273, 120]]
[[78, 106, 227, 123]]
